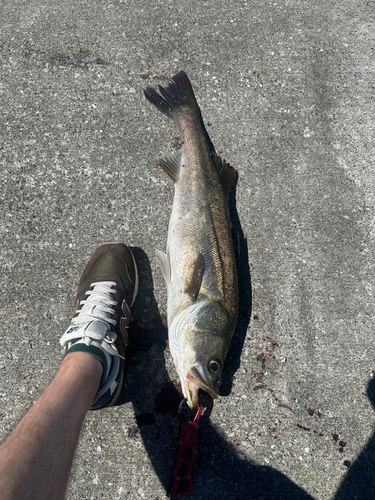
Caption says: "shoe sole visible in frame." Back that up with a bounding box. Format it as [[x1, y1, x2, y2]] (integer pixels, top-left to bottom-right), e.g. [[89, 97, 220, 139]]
[[128, 247, 139, 306]]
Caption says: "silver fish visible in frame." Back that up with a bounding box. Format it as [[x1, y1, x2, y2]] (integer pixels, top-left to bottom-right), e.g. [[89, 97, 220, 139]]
[[144, 72, 238, 409]]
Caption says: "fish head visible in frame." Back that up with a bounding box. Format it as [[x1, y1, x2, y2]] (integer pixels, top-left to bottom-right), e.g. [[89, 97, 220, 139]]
[[170, 299, 232, 409]]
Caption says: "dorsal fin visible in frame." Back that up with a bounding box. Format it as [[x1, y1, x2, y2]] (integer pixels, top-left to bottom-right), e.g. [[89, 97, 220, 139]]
[[211, 153, 238, 196]]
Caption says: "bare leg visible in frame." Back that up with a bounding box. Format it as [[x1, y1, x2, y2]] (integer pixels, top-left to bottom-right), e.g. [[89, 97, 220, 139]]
[[0, 352, 103, 500]]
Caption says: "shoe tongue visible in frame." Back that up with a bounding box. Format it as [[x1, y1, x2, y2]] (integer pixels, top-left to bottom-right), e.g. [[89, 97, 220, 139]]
[[68, 321, 110, 341], [84, 320, 110, 340]]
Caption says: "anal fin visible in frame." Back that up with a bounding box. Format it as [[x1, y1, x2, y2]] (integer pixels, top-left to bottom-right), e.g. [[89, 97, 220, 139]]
[[156, 249, 170, 284], [159, 150, 182, 182]]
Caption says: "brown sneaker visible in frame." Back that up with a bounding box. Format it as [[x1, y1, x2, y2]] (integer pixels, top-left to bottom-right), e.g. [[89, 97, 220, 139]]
[[60, 243, 138, 410]]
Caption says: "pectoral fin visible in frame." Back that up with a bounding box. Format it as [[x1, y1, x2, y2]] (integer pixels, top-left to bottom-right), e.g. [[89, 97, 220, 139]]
[[184, 253, 205, 301]]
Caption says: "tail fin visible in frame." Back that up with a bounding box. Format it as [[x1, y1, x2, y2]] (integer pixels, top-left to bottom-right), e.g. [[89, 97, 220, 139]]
[[144, 71, 216, 153], [144, 71, 199, 119]]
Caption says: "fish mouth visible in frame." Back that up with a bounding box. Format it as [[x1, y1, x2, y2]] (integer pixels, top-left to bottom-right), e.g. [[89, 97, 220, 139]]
[[185, 365, 218, 409]]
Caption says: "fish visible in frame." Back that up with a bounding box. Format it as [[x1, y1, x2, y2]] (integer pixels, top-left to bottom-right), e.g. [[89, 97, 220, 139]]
[[144, 71, 238, 409]]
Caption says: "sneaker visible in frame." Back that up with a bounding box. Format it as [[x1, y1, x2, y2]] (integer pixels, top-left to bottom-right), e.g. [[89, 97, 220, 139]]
[[60, 243, 138, 410]]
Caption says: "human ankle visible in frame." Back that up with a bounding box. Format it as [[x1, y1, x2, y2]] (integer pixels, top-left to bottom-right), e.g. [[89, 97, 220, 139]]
[[60, 351, 103, 382]]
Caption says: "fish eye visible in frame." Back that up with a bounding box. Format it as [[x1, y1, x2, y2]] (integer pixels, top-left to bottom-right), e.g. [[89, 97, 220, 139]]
[[208, 360, 220, 373]]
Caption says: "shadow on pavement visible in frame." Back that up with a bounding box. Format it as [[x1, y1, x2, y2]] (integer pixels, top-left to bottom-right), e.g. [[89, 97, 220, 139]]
[[116, 246, 315, 499], [334, 376, 375, 500]]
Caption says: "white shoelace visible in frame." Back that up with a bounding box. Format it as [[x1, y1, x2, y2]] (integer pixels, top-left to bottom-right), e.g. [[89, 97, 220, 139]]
[[72, 281, 118, 327], [60, 281, 124, 358]]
